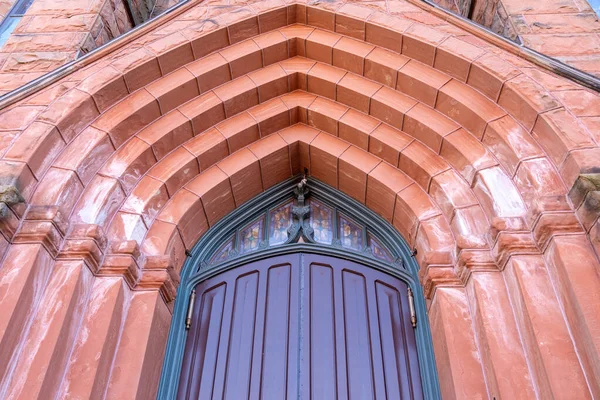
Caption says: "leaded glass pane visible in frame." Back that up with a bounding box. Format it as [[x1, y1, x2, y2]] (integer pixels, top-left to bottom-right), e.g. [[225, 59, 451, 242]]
[[310, 200, 333, 244], [368, 233, 393, 262], [210, 236, 235, 263], [339, 214, 363, 250], [240, 217, 264, 253], [269, 200, 293, 245]]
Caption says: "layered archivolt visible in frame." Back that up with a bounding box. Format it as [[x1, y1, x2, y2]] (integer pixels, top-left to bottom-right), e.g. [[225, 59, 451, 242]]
[[4, 10, 588, 295], [0, 0, 592, 297]]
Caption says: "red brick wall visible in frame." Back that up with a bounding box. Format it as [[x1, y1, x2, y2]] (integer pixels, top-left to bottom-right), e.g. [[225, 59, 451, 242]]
[[431, 0, 600, 77], [0, 0, 152, 94]]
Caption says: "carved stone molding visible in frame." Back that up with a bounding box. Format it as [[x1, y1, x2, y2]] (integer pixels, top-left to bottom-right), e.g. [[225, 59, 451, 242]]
[[285, 175, 316, 244], [532, 211, 583, 251], [58, 224, 107, 271], [492, 231, 539, 269], [141, 255, 179, 303], [13, 205, 66, 257], [456, 249, 498, 279], [101, 240, 143, 289], [569, 173, 600, 232], [420, 265, 462, 299]]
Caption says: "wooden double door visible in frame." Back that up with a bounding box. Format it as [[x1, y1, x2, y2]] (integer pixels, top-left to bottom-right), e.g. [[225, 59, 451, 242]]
[[178, 253, 423, 399]]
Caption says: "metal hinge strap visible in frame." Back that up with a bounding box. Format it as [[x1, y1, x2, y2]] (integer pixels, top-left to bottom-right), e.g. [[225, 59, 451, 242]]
[[185, 289, 196, 330], [408, 287, 417, 328]]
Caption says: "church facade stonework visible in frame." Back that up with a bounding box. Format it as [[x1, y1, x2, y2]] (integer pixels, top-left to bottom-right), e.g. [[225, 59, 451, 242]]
[[0, 0, 599, 398]]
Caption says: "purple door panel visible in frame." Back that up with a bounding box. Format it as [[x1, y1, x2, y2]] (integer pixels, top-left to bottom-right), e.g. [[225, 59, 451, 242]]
[[178, 254, 423, 400]]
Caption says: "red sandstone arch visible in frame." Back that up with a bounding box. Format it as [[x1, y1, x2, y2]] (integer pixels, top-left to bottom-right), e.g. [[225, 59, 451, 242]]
[[0, 1, 599, 399]]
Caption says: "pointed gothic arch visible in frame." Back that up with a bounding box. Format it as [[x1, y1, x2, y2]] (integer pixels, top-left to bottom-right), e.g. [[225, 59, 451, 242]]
[[158, 176, 441, 399]]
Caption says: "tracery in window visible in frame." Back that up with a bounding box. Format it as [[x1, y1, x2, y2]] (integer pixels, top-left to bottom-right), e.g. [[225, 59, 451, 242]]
[[269, 200, 293, 245], [239, 217, 264, 254], [210, 236, 235, 263], [369, 234, 393, 262], [202, 179, 399, 268], [310, 199, 333, 245], [339, 214, 363, 251]]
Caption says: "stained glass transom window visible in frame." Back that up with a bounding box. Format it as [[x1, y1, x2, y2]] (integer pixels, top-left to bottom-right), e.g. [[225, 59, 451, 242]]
[[204, 193, 397, 268], [369, 233, 393, 262], [310, 200, 333, 245], [269, 200, 293, 245], [210, 236, 235, 263], [240, 217, 264, 254], [339, 214, 363, 251]]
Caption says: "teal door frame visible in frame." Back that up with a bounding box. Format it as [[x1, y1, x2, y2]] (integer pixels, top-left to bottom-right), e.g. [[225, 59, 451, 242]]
[[157, 177, 442, 399]]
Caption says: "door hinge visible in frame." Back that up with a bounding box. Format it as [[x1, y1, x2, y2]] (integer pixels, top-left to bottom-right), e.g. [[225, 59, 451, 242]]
[[408, 287, 417, 328], [185, 289, 196, 330]]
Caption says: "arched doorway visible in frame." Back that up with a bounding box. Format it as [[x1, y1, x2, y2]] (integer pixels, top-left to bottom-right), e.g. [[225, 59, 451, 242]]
[[158, 177, 440, 399]]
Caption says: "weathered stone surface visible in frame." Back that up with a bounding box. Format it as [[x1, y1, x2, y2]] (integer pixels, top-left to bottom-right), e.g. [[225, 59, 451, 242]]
[[569, 173, 600, 208], [2, 51, 75, 73], [105, 291, 171, 399], [430, 0, 600, 77], [0, 2, 597, 400], [0, 184, 24, 206], [0, 245, 53, 388], [150, 0, 179, 18]]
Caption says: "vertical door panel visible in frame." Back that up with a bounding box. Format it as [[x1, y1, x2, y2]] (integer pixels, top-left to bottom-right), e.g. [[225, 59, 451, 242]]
[[187, 283, 227, 399], [332, 263, 349, 400], [376, 282, 413, 399], [342, 270, 376, 400], [260, 264, 293, 398], [309, 263, 337, 399], [286, 261, 301, 400], [222, 272, 259, 399], [179, 253, 423, 400], [373, 276, 424, 400], [248, 264, 269, 400], [365, 278, 391, 400]]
